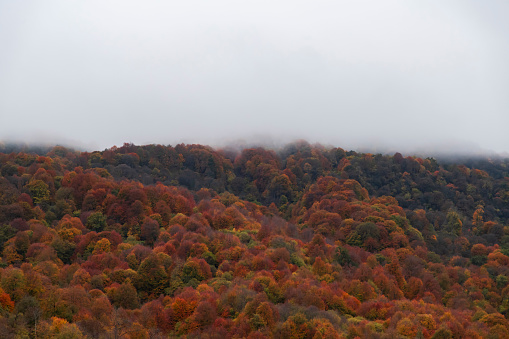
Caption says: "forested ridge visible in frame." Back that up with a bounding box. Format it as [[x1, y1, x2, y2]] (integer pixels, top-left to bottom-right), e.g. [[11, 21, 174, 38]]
[[0, 141, 508, 338]]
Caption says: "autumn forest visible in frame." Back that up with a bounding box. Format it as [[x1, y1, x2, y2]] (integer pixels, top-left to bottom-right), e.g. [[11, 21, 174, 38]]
[[0, 141, 508, 338]]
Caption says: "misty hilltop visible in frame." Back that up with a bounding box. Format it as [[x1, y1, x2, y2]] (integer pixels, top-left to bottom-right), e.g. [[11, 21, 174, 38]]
[[2, 0, 509, 336]]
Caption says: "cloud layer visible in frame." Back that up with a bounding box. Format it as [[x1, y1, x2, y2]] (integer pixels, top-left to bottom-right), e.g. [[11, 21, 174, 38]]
[[1, 1, 508, 154]]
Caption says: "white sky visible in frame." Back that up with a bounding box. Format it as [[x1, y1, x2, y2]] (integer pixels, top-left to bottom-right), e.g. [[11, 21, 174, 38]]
[[1, 1, 508, 154]]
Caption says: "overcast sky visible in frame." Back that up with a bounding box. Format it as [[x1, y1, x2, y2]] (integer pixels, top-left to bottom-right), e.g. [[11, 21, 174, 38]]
[[1, 1, 508, 155]]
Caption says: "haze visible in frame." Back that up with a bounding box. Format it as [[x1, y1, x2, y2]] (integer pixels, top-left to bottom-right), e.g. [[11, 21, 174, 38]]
[[1, 1, 508, 155]]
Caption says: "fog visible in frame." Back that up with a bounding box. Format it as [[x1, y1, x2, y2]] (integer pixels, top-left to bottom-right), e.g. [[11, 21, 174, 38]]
[[1, 1, 508, 155]]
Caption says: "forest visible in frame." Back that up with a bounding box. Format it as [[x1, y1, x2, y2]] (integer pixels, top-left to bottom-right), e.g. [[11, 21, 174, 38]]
[[0, 140, 508, 338]]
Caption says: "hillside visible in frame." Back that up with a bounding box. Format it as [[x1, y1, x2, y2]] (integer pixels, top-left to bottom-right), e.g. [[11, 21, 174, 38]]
[[0, 141, 508, 338]]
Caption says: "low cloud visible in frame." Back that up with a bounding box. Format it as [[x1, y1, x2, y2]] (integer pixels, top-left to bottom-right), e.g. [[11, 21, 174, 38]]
[[1, 1, 508, 155]]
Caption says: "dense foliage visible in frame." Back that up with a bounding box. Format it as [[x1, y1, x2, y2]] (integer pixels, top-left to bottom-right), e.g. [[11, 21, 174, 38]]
[[0, 141, 508, 338]]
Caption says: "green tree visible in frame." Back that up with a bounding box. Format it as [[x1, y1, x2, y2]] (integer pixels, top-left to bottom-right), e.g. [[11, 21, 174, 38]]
[[110, 279, 140, 310], [26, 180, 50, 205], [86, 212, 107, 232], [0, 224, 16, 252], [445, 210, 462, 236], [51, 237, 76, 264], [134, 254, 168, 296]]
